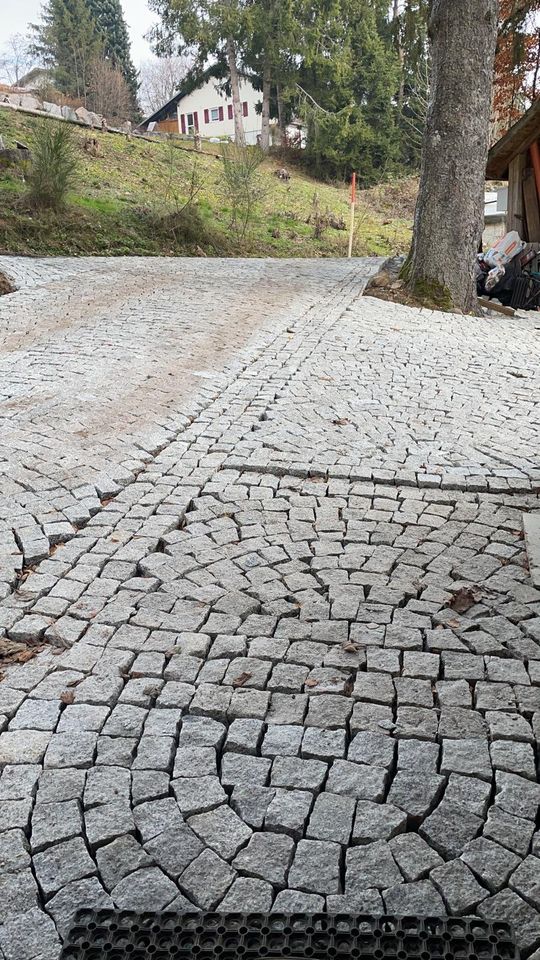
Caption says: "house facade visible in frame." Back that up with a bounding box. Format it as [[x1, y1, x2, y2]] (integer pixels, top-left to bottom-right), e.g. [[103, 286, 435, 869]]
[[142, 77, 263, 145]]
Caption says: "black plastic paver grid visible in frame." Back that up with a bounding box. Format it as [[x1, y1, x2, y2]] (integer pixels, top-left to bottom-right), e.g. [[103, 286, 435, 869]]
[[60, 911, 518, 960]]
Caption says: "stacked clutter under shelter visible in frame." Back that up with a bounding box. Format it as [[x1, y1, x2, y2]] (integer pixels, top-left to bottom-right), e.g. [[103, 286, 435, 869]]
[[476, 231, 540, 310]]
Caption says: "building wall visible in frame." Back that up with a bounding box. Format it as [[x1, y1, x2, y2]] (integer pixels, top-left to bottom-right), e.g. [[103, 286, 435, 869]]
[[176, 79, 262, 144]]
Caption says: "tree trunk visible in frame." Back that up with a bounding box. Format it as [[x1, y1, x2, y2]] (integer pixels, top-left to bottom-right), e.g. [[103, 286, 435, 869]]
[[260, 60, 271, 151], [227, 37, 246, 147], [405, 0, 498, 313]]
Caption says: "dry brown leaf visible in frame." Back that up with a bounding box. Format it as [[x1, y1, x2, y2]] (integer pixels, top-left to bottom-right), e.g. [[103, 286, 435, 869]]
[[305, 678, 319, 688], [60, 691, 75, 705], [446, 587, 482, 614], [342, 642, 360, 653], [332, 417, 351, 427], [232, 671, 252, 688]]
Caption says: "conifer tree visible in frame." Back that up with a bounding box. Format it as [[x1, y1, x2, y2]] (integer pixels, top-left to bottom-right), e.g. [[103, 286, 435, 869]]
[[84, 0, 139, 104], [31, 0, 102, 101]]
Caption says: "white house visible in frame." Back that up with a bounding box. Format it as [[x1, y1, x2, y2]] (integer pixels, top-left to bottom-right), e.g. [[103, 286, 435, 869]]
[[141, 75, 263, 145]]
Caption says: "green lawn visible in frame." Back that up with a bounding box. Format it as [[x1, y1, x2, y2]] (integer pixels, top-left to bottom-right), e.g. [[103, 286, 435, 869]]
[[0, 108, 413, 259]]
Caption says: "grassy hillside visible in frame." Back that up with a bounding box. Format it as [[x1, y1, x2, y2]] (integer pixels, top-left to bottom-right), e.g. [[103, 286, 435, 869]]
[[0, 109, 413, 259]]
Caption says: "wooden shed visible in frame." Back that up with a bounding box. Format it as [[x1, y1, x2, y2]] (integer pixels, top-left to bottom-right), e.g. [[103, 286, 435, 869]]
[[486, 98, 540, 242]]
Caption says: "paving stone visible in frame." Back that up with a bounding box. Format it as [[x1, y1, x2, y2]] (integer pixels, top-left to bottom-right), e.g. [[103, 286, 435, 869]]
[[261, 724, 303, 758], [180, 849, 236, 908], [0, 730, 51, 765], [306, 792, 355, 845], [218, 877, 274, 912], [387, 772, 445, 820], [0, 828, 31, 872], [444, 774, 491, 817], [327, 889, 384, 913], [509, 856, 540, 909], [352, 800, 407, 844], [188, 804, 252, 861], [0, 906, 61, 960], [495, 771, 540, 820], [326, 760, 387, 801], [84, 765, 131, 807], [224, 718, 264, 755], [143, 822, 204, 878], [46, 876, 114, 938], [221, 754, 271, 789], [383, 880, 446, 915], [33, 836, 96, 896], [44, 732, 98, 769], [440, 738, 492, 781], [397, 739, 439, 773], [301, 727, 346, 760], [288, 839, 341, 895], [173, 746, 217, 779], [348, 731, 395, 769], [232, 832, 295, 886], [85, 801, 135, 847], [37, 768, 86, 804], [271, 756, 327, 792], [96, 834, 154, 890], [111, 866, 180, 910], [478, 889, 540, 951], [430, 859, 489, 914], [461, 837, 521, 893], [483, 806, 535, 857], [419, 802, 483, 859], [265, 789, 313, 839], [132, 797, 184, 842], [0, 763, 41, 800], [345, 841, 402, 891], [273, 889, 325, 912], [30, 799, 83, 852], [230, 784, 276, 829], [388, 833, 443, 882]]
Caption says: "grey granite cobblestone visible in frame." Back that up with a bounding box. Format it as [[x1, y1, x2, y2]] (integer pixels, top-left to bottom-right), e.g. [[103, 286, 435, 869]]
[[0, 256, 540, 953]]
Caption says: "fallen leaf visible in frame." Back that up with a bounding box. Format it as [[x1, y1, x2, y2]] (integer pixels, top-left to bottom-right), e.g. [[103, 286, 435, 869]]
[[305, 678, 319, 688], [232, 671, 252, 688], [446, 587, 482, 614], [343, 675, 355, 696], [445, 618, 462, 629], [342, 642, 360, 653], [60, 691, 75, 705], [66, 676, 83, 688], [129, 671, 146, 679], [332, 417, 351, 427]]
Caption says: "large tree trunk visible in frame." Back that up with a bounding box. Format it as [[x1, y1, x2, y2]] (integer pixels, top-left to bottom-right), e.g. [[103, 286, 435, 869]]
[[405, 0, 498, 313], [260, 59, 271, 151], [227, 37, 246, 147]]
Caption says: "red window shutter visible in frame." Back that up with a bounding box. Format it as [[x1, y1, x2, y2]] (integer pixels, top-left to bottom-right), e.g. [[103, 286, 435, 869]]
[[219, 106, 224, 121], [204, 109, 209, 124], [180, 114, 186, 134], [194, 111, 199, 130], [228, 104, 233, 120], [242, 101, 248, 117]]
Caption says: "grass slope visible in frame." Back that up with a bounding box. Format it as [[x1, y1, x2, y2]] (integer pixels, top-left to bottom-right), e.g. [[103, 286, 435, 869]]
[[0, 108, 413, 259]]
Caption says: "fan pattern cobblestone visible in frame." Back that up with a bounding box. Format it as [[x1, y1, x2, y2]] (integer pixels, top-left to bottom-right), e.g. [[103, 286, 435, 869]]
[[0, 256, 540, 960]]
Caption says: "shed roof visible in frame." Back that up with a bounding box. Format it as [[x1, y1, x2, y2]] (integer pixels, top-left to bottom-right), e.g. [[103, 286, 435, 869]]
[[487, 98, 540, 179]]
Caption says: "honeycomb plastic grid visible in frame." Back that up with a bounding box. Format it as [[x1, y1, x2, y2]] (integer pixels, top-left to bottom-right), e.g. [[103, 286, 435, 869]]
[[60, 911, 519, 960]]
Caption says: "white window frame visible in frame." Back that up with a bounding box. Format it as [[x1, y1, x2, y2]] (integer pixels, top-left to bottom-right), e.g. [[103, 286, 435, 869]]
[[210, 107, 220, 122]]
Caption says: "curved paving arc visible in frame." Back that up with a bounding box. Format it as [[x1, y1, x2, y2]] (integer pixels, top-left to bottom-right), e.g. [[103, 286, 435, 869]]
[[0, 258, 539, 959]]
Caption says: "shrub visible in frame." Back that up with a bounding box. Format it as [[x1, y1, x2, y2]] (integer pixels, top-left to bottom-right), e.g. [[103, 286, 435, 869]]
[[220, 143, 265, 240], [27, 121, 79, 211]]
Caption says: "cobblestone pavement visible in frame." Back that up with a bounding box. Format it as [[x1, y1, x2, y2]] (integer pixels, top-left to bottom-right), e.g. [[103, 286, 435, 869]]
[[0, 256, 361, 602], [1, 255, 540, 959]]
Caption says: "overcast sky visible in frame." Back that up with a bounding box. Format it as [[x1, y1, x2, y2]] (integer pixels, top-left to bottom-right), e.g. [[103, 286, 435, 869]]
[[0, 0, 158, 70]]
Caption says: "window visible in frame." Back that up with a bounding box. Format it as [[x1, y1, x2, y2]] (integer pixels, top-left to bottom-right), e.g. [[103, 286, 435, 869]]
[[210, 107, 219, 121], [186, 112, 194, 130]]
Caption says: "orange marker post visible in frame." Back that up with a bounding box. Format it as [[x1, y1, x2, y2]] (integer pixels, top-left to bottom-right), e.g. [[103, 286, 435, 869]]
[[348, 172, 356, 258]]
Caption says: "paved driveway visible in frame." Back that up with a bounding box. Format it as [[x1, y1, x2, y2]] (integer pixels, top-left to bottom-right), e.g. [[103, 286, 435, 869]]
[[0, 256, 539, 958]]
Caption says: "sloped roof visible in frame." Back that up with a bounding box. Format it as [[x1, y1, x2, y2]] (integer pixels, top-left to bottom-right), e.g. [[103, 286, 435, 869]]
[[139, 63, 232, 127], [487, 98, 540, 179]]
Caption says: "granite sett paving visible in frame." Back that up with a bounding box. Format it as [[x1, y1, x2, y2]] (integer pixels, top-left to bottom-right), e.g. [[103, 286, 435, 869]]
[[0, 255, 540, 956]]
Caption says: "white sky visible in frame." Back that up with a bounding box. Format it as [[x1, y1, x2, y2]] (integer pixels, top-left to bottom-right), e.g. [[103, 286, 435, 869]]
[[0, 0, 158, 73]]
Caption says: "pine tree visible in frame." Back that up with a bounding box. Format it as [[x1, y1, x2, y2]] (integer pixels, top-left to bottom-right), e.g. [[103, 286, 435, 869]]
[[84, 0, 139, 104], [31, 0, 102, 101]]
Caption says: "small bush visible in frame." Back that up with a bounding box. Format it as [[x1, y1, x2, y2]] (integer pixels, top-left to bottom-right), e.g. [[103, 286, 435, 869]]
[[220, 143, 265, 240], [27, 121, 79, 211]]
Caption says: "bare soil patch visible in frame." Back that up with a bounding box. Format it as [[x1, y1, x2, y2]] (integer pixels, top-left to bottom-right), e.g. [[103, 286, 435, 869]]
[[0, 271, 14, 295]]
